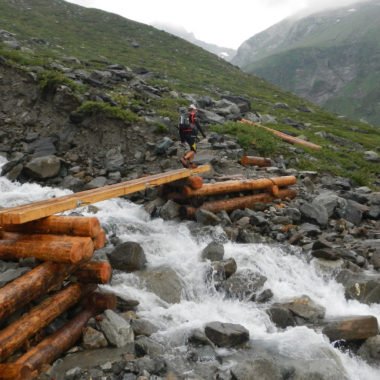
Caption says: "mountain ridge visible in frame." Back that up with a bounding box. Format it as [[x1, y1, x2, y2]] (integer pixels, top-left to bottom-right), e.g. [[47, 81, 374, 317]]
[[232, 0, 380, 126]]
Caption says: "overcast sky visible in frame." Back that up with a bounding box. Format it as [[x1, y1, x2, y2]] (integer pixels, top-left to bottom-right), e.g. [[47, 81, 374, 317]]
[[65, 0, 367, 49]]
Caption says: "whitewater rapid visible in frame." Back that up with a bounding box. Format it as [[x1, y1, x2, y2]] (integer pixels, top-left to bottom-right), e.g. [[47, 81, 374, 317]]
[[0, 155, 379, 379]]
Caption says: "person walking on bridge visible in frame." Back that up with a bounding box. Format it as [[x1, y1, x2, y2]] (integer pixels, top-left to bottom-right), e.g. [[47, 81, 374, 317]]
[[178, 104, 206, 169]]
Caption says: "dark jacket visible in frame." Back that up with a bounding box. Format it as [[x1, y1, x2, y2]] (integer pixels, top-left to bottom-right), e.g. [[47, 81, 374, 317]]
[[179, 111, 205, 142]]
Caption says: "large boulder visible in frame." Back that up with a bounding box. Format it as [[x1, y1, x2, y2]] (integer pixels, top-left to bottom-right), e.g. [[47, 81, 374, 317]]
[[322, 315, 379, 342], [230, 357, 282, 380], [300, 201, 328, 228], [336, 269, 380, 304], [97, 309, 134, 348], [220, 269, 266, 300], [201, 242, 224, 262], [138, 267, 183, 304], [204, 321, 249, 347], [107, 242, 147, 272], [24, 155, 61, 179]]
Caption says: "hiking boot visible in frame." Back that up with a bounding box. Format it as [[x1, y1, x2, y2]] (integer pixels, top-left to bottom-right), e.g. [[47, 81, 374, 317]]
[[180, 157, 189, 168], [188, 162, 198, 169]]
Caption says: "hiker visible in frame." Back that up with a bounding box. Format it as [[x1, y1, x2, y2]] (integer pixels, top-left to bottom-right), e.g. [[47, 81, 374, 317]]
[[179, 104, 206, 169]]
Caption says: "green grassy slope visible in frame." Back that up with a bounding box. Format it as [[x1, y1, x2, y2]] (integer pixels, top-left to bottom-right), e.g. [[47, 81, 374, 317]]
[[0, 0, 379, 188]]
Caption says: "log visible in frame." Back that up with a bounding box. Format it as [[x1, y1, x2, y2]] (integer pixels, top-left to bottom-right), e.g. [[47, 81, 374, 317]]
[[186, 176, 203, 190], [183, 188, 297, 216], [0, 261, 78, 322], [240, 156, 272, 167], [0, 165, 211, 225], [0, 283, 95, 362], [93, 229, 106, 250], [73, 261, 112, 284], [239, 119, 322, 150], [0, 234, 93, 263], [0, 364, 32, 380], [182, 176, 297, 198], [14, 293, 116, 376], [2, 215, 101, 238]]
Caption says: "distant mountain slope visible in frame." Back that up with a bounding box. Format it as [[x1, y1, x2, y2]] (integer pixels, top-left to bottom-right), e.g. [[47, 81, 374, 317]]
[[152, 23, 236, 61], [232, 0, 380, 126]]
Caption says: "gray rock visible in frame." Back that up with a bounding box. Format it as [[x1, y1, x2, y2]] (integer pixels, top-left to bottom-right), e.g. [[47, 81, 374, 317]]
[[27, 136, 57, 157], [195, 209, 220, 226], [159, 199, 180, 220], [130, 319, 158, 337], [0, 267, 30, 287], [107, 242, 147, 272], [201, 242, 224, 261], [220, 269, 267, 300], [204, 321, 249, 347], [61, 175, 84, 191], [336, 269, 380, 304], [267, 306, 296, 328], [97, 309, 134, 348], [211, 258, 237, 280], [358, 335, 380, 364], [277, 295, 325, 322], [82, 327, 108, 349], [105, 148, 125, 172], [336, 199, 365, 226], [134, 336, 165, 358], [314, 192, 340, 217], [300, 202, 328, 227], [154, 137, 173, 155], [138, 267, 183, 304], [6, 163, 23, 181], [230, 357, 282, 380], [84, 176, 108, 190], [24, 155, 61, 179]]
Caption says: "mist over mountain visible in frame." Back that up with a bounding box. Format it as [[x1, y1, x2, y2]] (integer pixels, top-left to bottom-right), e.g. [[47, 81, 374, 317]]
[[152, 22, 236, 61], [232, 0, 380, 126]]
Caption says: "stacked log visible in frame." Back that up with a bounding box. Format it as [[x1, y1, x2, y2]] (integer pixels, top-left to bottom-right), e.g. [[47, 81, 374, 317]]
[[240, 156, 272, 167], [0, 215, 113, 380], [176, 176, 297, 216]]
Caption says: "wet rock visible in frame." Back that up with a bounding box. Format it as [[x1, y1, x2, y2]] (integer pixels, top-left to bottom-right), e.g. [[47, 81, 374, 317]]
[[358, 335, 380, 364], [322, 315, 379, 342], [336, 269, 380, 304], [159, 199, 180, 220], [130, 319, 159, 337], [220, 269, 267, 300], [134, 336, 165, 358], [97, 309, 134, 348], [116, 296, 139, 312], [201, 241, 224, 261], [195, 209, 220, 226], [24, 155, 61, 179], [230, 357, 282, 380], [211, 258, 237, 280], [267, 306, 296, 328], [82, 326, 108, 349], [107, 242, 147, 272], [204, 321, 249, 348], [138, 267, 183, 304], [276, 295, 325, 322], [27, 136, 57, 157], [61, 175, 84, 191]]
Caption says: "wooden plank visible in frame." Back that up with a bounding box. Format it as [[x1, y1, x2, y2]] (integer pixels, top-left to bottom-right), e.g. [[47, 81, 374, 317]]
[[0, 165, 210, 225]]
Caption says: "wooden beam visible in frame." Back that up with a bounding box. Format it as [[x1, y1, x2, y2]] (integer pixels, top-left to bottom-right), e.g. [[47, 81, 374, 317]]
[[239, 119, 322, 150], [0, 165, 210, 225]]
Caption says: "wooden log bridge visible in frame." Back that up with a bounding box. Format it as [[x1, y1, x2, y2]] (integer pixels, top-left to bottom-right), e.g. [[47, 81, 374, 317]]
[[0, 165, 210, 225], [0, 165, 210, 379]]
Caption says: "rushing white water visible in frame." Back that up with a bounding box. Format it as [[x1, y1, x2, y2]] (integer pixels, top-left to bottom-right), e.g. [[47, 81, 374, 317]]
[[1, 155, 379, 379]]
